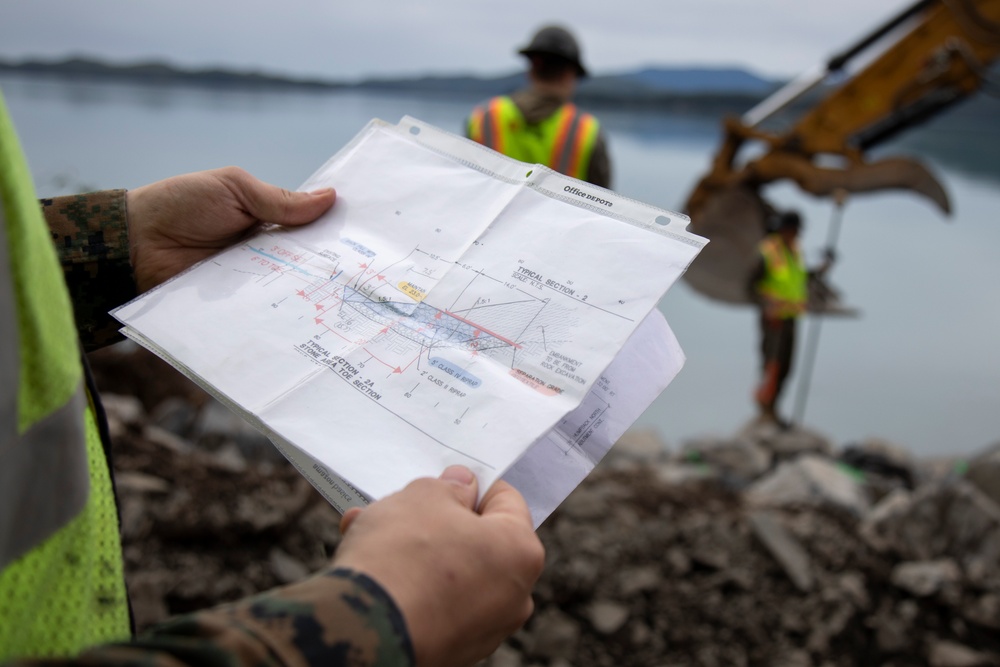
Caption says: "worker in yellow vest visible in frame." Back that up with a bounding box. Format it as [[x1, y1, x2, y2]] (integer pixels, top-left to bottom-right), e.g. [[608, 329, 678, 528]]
[[467, 25, 612, 189], [0, 88, 542, 667], [749, 210, 834, 426]]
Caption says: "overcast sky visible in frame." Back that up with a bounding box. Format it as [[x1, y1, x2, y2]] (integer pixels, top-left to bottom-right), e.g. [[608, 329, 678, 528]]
[[1, 0, 918, 81]]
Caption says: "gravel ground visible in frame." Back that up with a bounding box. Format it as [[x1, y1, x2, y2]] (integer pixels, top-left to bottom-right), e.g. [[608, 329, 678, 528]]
[[91, 344, 1000, 666]]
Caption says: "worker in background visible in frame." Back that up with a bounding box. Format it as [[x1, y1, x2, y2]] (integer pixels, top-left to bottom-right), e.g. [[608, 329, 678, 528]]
[[0, 88, 543, 667], [466, 25, 612, 189], [749, 210, 834, 427]]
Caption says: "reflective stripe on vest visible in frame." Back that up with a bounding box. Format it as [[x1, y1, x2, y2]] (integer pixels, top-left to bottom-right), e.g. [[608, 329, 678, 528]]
[[758, 234, 807, 318], [550, 105, 598, 178], [467, 96, 599, 182], [0, 88, 130, 658], [484, 97, 506, 155]]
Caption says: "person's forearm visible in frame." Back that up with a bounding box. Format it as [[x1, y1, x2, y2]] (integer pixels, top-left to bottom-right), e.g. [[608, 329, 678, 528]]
[[42, 190, 138, 352], [5, 568, 414, 667]]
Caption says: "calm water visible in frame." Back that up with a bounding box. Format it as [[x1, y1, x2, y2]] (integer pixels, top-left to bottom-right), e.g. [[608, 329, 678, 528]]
[[3, 76, 998, 457]]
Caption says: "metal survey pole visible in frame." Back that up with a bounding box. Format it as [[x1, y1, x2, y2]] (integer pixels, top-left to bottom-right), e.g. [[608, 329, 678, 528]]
[[791, 194, 847, 426]]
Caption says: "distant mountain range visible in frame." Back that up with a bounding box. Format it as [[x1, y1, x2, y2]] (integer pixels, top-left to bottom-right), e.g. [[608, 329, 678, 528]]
[[0, 56, 779, 113], [2, 56, 994, 178], [0, 57, 341, 90], [593, 66, 778, 94]]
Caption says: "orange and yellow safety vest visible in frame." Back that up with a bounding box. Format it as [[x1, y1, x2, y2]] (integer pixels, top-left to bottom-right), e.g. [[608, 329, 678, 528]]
[[757, 233, 807, 319], [467, 96, 600, 182], [0, 89, 130, 659]]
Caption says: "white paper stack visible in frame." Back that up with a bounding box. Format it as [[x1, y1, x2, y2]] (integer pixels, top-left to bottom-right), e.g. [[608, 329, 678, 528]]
[[114, 117, 706, 526]]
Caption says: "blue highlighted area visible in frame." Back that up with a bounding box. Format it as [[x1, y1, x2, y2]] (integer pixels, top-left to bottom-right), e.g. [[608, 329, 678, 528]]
[[429, 357, 482, 388]]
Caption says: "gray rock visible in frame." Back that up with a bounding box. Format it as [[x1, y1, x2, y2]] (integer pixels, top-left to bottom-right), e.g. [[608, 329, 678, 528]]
[[526, 607, 580, 661], [807, 596, 857, 652], [740, 420, 833, 459], [966, 441, 1000, 508], [629, 620, 652, 646], [555, 556, 601, 595], [772, 649, 812, 667], [870, 599, 920, 653], [560, 487, 608, 521], [860, 480, 1000, 585], [853, 436, 914, 469], [194, 399, 275, 459], [142, 424, 192, 454], [616, 565, 661, 596], [484, 644, 522, 667], [746, 454, 870, 515], [689, 545, 730, 571], [101, 392, 146, 440], [125, 574, 170, 631], [860, 488, 912, 551], [655, 462, 719, 486], [917, 456, 969, 485], [890, 559, 962, 597], [611, 428, 670, 464], [748, 510, 814, 592], [767, 425, 834, 458], [268, 548, 310, 584], [150, 396, 199, 436], [100, 392, 146, 426], [872, 615, 910, 654], [840, 437, 916, 497], [118, 494, 150, 540], [680, 436, 771, 482], [928, 640, 1000, 667], [963, 593, 1000, 630], [205, 442, 248, 473], [551, 520, 604, 556], [586, 600, 629, 635], [836, 571, 870, 610], [664, 547, 691, 575], [115, 471, 171, 494]]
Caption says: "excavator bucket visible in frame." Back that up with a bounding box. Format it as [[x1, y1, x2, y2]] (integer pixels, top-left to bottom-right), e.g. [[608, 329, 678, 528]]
[[679, 0, 998, 316], [683, 184, 858, 315], [749, 153, 952, 215], [684, 184, 768, 305]]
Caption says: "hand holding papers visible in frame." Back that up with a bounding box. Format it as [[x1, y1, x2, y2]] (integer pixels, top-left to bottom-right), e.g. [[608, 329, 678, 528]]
[[113, 117, 706, 526]]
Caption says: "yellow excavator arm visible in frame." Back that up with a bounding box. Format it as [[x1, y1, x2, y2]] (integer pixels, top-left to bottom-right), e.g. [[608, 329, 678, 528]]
[[683, 0, 1000, 307], [794, 0, 1000, 161]]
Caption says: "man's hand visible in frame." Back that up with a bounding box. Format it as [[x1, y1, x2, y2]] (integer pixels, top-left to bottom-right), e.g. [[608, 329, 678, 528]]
[[336, 466, 545, 667], [126, 167, 336, 292]]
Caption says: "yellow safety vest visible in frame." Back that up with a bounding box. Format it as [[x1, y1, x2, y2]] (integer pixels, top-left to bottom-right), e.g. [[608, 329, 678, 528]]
[[467, 96, 600, 182], [757, 234, 807, 319], [0, 90, 130, 659]]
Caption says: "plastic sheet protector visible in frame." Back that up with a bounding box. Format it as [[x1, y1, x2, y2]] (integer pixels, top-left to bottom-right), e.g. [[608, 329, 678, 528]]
[[113, 117, 707, 526]]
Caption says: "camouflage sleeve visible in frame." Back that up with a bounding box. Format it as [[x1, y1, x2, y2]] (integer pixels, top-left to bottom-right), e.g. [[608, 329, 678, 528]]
[[586, 132, 612, 190], [6, 568, 415, 667], [41, 190, 138, 353]]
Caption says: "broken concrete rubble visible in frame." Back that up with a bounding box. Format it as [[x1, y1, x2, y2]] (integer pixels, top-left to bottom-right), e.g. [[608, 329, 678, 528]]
[[88, 345, 1000, 666], [890, 559, 962, 597], [966, 441, 1000, 508], [746, 454, 870, 516], [860, 479, 1000, 586], [748, 510, 814, 592]]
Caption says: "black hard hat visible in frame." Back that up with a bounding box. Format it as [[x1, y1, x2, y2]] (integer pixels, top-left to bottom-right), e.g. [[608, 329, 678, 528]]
[[518, 25, 588, 78], [777, 210, 802, 231]]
